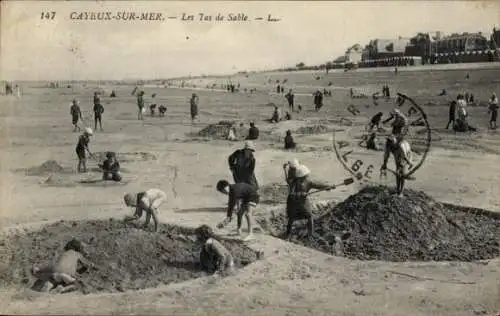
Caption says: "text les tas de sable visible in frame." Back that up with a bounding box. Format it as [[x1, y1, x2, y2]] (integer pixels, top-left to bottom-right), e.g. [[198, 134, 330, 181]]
[[181, 13, 280, 22]]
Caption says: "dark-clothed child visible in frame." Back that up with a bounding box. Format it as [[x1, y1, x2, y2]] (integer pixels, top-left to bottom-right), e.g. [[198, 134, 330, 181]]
[[284, 130, 296, 150], [369, 112, 384, 131], [285, 89, 295, 112], [70, 99, 83, 132], [76, 128, 93, 173], [99, 152, 121, 181], [216, 180, 260, 241], [93, 102, 104, 131], [158, 105, 167, 117], [246, 122, 259, 140]]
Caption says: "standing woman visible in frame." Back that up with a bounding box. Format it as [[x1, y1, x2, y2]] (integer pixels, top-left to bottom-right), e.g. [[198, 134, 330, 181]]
[[190, 93, 199, 122]]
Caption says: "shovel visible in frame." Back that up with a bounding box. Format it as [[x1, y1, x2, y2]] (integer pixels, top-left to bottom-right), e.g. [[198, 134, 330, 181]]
[[307, 177, 355, 196]]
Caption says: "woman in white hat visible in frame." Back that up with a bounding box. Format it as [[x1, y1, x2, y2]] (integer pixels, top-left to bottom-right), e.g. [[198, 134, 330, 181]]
[[75, 127, 94, 173], [284, 160, 333, 239], [227, 140, 259, 189]]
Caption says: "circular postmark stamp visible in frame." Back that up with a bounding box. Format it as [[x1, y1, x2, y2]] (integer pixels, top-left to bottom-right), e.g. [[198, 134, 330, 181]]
[[333, 92, 432, 190]]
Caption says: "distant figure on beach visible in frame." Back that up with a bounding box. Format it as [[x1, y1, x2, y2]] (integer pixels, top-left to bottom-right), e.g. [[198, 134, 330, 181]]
[[190, 93, 199, 122], [137, 91, 145, 120], [313, 90, 323, 111], [70, 99, 83, 132], [489, 93, 499, 130], [284, 130, 296, 150], [246, 122, 259, 140], [93, 100, 104, 131], [285, 89, 295, 112], [446, 101, 456, 130], [271, 106, 281, 123], [438, 89, 447, 96], [158, 105, 167, 117]]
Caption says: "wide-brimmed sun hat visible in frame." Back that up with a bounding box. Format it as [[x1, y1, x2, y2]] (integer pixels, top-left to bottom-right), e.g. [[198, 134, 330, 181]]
[[295, 164, 311, 178]]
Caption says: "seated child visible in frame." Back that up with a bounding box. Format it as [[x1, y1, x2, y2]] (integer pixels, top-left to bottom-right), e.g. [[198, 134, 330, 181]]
[[195, 224, 235, 276], [99, 151, 121, 182]]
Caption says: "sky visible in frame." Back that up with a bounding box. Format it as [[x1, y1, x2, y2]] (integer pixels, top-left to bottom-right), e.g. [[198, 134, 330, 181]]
[[1, 1, 499, 80]]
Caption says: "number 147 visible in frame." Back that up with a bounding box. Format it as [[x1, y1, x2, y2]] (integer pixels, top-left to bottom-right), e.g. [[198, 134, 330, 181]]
[[41, 12, 56, 20]]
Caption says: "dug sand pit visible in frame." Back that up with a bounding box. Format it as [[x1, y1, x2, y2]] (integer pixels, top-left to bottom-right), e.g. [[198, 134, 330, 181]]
[[20, 160, 71, 176], [260, 186, 500, 262], [196, 121, 247, 140], [0, 220, 258, 294], [94, 151, 157, 162], [295, 124, 331, 135]]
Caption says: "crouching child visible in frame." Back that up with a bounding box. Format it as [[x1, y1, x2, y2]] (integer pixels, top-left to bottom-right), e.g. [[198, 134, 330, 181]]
[[99, 151, 122, 182], [123, 189, 166, 232], [31, 238, 96, 294], [195, 225, 235, 276]]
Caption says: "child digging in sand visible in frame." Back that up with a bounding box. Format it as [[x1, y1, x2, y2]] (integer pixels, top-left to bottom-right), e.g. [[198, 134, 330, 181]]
[[195, 224, 235, 276], [31, 238, 96, 294], [123, 189, 166, 232], [216, 179, 260, 241]]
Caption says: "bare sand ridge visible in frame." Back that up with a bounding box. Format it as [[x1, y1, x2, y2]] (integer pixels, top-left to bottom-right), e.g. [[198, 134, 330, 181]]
[[1, 65, 500, 315]]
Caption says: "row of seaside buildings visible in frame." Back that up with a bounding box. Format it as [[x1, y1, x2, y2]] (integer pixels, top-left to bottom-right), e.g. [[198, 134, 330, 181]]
[[334, 27, 500, 68]]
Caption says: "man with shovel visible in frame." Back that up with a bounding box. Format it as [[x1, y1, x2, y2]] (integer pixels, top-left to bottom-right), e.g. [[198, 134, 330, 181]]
[[283, 160, 334, 240]]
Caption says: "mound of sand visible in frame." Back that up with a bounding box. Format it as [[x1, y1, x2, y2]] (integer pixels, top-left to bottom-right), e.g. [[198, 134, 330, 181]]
[[263, 186, 500, 262], [197, 121, 248, 140], [295, 124, 331, 135], [1, 220, 258, 294], [24, 160, 64, 176]]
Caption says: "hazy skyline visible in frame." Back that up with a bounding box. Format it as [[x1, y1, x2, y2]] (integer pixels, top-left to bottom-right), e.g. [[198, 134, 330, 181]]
[[1, 1, 499, 80]]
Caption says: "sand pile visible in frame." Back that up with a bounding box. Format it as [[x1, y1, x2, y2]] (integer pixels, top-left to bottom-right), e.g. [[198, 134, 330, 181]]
[[197, 121, 248, 140], [24, 160, 65, 176], [1, 220, 258, 294], [263, 186, 500, 262], [296, 124, 331, 135]]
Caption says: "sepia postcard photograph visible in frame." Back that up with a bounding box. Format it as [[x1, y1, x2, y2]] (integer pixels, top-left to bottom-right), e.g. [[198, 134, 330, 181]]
[[1, 0, 499, 315]]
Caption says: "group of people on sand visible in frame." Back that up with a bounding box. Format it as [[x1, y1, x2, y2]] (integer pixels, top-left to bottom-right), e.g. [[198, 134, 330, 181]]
[[36, 82, 419, 294], [445, 92, 498, 132]]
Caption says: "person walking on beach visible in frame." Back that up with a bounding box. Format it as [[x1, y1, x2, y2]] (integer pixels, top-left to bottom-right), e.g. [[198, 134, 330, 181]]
[[137, 90, 145, 120], [70, 99, 83, 132], [190, 93, 199, 122], [93, 101, 104, 131], [285, 89, 295, 112], [489, 93, 499, 130]]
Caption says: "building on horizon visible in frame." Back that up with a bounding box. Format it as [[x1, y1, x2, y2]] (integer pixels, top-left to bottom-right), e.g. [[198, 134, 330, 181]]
[[363, 37, 410, 60], [431, 32, 489, 55]]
